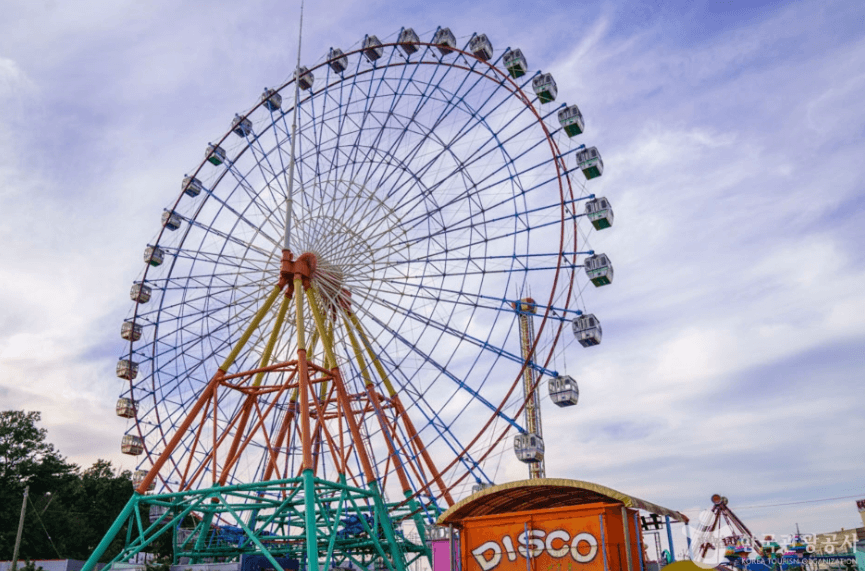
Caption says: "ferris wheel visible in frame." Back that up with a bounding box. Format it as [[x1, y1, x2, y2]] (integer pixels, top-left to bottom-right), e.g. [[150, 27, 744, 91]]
[[111, 25, 612, 544]]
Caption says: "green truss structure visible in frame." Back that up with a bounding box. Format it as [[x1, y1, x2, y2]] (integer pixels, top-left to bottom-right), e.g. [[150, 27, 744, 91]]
[[82, 474, 435, 571]]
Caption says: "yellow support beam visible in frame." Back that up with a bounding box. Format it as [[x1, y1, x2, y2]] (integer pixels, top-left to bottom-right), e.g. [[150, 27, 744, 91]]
[[341, 314, 374, 388], [306, 288, 338, 366], [347, 312, 397, 396], [220, 284, 284, 372], [251, 293, 292, 387]]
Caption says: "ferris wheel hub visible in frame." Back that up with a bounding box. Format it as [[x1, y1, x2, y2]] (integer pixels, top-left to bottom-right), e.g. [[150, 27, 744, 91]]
[[279, 250, 317, 290]]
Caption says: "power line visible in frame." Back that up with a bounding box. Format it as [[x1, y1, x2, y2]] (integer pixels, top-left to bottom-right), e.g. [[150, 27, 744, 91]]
[[733, 493, 865, 510]]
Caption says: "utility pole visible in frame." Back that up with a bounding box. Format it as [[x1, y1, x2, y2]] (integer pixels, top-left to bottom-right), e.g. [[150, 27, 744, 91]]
[[12, 485, 29, 571]]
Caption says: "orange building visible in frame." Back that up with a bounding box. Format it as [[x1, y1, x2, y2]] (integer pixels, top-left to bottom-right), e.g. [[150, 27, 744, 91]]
[[437, 479, 688, 571]]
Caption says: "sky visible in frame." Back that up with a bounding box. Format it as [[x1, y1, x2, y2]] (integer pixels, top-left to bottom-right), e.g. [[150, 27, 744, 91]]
[[1, 0, 864, 551]]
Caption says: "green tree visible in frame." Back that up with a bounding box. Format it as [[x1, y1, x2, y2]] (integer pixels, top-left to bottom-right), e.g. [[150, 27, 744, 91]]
[[0, 411, 64, 481], [0, 411, 74, 560], [0, 411, 137, 563]]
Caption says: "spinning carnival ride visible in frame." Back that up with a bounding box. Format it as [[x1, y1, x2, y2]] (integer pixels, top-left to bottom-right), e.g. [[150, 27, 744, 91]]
[[92, 25, 615, 571]]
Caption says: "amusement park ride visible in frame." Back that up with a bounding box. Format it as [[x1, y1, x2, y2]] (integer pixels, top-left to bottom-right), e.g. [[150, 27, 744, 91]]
[[85, 20, 615, 571], [693, 495, 817, 568]]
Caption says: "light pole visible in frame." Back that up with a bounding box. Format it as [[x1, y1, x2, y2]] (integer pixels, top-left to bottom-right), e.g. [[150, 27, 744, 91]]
[[11, 485, 29, 571]]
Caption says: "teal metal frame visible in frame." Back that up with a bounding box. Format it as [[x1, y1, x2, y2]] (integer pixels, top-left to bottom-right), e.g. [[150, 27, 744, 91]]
[[81, 476, 435, 571]]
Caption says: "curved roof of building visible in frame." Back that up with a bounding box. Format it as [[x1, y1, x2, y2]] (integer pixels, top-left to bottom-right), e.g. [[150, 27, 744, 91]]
[[437, 478, 688, 525]]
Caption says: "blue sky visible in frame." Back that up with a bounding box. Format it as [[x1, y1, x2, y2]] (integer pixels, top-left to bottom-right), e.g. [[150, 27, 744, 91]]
[[1, 0, 864, 547]]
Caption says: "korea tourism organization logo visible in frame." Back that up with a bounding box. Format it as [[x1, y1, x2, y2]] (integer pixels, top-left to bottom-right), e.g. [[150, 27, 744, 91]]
[[471, 528, 599, 571]]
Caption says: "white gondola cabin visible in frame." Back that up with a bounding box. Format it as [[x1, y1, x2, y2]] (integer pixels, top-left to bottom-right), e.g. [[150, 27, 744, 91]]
[[398, 28, 420, 56], [328, 48, 348, 73], [295, 66, 314, 90], [116, 397, 138, 418], [572, 314, 602, 347], [231, 115, 252, 137], [584, 253, 613, 287], [514, 433, 545, 463], [116, 359, 139, 380], [362, 35, 384, 62], [576, 146, 604, 179], [262, 88, 282, 111], [144, 246, 164, 267], [149, 504, 168, 523], [121, 321, 142, 341], [558, 104, 584, 137], [206, 143, 226, 165], [585, 197, 614, 230], [121, 434, 144, 456], [432, 27, 457, 56], [161, 210, 181, 231], [503, 49, 527, 78], [548, 375, 579, 407], [532, 73, 557, 103], [132, 469, 154, 490], [469, 34, 493, 61], [182, 175, 203, 197], [130, 283, 151, 303]]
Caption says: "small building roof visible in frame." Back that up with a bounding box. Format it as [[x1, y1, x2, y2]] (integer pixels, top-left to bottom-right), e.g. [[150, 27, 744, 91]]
[[437, 478, 688, 525]]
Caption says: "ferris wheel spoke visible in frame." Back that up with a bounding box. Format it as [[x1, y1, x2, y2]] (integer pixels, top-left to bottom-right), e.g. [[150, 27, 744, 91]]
[[346, 317, 493, 484], [350, 298, 525, 433], [244, 135, 291, 205], [160, 246, 274, 273], [351, 338, 518, 492], [385, 167, 572, 258], [195, 183, 285, 246], [221, 163, 288, 240], [338, 58, 452, 190], [132, 280, 271, 331], [381, 104, 564, 239], [376, 66, 532, 209], [362, 289, 557, 378], [135, 283, 281, 380], [390, 279, 581, 321], [329, 58, 459, 194], [182, 215, 280, 258]]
